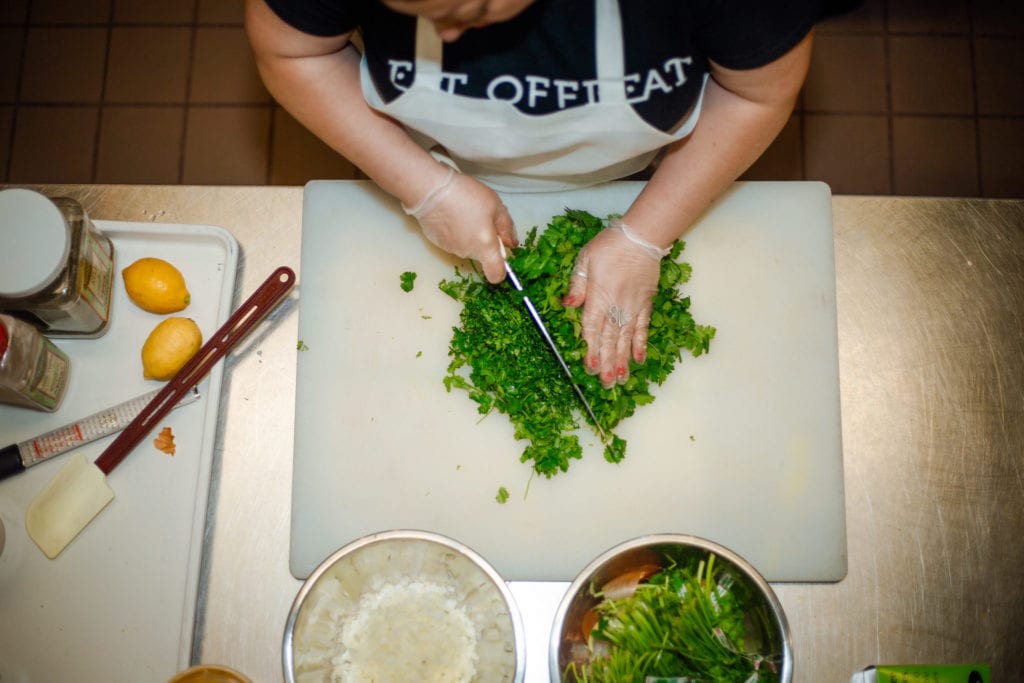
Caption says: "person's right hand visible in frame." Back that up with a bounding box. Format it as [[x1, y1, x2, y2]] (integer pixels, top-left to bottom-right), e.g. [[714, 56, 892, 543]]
[[404, 167, 517, 283]]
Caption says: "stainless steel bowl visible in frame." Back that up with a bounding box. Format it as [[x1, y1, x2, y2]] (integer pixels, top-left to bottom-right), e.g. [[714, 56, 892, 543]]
[[549, 534, 793, 682], [283, 529, 526, 683]]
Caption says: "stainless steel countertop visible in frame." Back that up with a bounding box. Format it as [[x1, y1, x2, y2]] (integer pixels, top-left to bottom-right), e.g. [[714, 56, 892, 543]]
[[16, 185, 1024, 682]]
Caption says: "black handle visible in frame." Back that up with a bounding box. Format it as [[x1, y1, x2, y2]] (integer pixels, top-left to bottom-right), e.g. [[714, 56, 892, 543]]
[[0, 444, 25, 481]]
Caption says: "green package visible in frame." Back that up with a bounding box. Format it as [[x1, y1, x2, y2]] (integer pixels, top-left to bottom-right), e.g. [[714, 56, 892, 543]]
[[873, 664, 990, 683]]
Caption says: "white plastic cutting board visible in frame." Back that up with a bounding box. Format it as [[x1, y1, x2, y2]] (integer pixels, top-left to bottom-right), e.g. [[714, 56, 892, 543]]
[[0, 221, 237, 682], [291, 180, 846, 583]]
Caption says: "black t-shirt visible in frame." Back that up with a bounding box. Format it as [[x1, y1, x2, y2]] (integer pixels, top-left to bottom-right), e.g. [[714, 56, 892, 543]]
[[263, 0, 857, 132]]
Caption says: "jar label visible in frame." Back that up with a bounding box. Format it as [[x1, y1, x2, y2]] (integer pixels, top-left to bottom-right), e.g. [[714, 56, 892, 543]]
[[26, 336, 70, 410], [80, 230, 114, 324]]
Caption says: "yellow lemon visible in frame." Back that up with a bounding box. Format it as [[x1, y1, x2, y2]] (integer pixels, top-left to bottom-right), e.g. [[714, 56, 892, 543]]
[[122, 257, 191, 314], [141, 317, 203, 380]]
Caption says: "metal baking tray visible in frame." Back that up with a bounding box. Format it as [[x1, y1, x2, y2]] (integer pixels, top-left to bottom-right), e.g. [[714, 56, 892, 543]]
[[0, 221, 238, 682]]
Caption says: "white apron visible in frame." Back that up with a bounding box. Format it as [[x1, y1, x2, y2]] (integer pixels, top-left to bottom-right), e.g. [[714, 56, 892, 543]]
[[360, 0, 707, 192]]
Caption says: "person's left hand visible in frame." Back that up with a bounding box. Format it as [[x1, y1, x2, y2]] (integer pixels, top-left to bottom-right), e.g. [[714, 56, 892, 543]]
[[562, 219, 665, 388]]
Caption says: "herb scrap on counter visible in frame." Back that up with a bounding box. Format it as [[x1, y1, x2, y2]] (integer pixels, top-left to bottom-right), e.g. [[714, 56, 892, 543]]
[[297, 340, 310, 352], [439, 209, 715, 479], [399, 271, 417, 292], [495, 486, 510, 504]]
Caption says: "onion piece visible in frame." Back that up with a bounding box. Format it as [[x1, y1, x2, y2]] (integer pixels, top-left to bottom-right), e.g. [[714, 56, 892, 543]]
[[598, 563, 662, 601]]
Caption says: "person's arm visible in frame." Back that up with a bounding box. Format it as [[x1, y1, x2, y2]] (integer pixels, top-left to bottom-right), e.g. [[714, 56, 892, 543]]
[[245, 0, 445, 206], [564, 32, 814, 387], [623, 31, 815, 248], [245, 0, 514, 281]]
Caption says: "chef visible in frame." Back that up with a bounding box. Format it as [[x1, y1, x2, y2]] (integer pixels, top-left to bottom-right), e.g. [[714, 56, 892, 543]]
[[245, 0, 858, 387]]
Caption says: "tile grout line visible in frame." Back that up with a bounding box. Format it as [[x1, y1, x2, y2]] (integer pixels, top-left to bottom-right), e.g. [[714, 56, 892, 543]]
[[265, 105, 277, 185], [967, 5, 984, 197], [4, 17, 30, 183], [882, 0, 896, 195], [90, 1, 117, 184], [178, 3, 202, 185], [794, 97, 803, 183], [3, 0, 34, 182], [8, 102, 288, 109]]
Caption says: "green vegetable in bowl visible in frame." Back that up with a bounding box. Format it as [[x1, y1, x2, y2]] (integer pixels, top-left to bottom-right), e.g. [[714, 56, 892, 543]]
[[439, 209, 714, 479], [570, 555, 779, 683]]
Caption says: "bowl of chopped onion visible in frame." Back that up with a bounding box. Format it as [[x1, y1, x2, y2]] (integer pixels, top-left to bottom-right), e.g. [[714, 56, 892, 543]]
[[549, 534, 793, 683], [283, 529, 526, 683]]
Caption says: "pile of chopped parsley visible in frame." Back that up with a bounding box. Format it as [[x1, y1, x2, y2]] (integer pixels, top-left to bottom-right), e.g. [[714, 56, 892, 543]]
[[439, 209, 714, 478]]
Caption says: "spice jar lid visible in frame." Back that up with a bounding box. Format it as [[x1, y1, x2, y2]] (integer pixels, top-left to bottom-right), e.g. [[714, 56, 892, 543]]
[[0, 189, 72, 299]]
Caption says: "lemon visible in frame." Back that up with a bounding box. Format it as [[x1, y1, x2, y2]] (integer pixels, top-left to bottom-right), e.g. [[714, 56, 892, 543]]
[[141, 317, 203, 380], [122, 257, 191, 314]]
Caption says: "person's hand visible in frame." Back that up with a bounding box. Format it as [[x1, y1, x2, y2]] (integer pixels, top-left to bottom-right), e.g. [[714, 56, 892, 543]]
[[562, 219, 669, 388], [404, 166, 517, 283]]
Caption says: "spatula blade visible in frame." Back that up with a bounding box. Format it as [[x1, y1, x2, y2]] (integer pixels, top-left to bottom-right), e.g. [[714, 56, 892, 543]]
[[25, 453, 114, 558]]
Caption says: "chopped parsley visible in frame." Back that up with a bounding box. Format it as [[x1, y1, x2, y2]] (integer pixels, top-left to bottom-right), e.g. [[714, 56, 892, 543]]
[[439, 209, 714, 479], [399, 271, 417, 292]]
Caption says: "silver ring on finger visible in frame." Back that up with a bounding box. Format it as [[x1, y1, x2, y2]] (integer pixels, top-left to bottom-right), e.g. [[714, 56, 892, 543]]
[[607, 305, 628, 328]]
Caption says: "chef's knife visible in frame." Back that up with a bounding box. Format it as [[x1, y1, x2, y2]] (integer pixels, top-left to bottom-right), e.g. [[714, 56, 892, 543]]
[[502, 260, 609, 443]]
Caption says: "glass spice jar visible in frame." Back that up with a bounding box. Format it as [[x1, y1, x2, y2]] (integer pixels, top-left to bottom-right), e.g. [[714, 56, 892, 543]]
[[0, 313, 70, 412], [0, 188, 115, 338]]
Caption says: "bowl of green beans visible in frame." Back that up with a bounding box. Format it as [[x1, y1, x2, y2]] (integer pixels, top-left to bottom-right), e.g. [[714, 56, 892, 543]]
[[549, 534, 792, 683]]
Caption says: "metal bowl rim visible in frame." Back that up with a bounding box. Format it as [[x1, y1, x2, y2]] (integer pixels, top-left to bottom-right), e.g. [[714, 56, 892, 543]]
[[547, 533, 793, 683], [282, 528, 527, 683]]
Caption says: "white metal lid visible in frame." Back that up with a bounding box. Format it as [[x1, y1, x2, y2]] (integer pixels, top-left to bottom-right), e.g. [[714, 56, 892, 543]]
[[0, 189, 71, 298]]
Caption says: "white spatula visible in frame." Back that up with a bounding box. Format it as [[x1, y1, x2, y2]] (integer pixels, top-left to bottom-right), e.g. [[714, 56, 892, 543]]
[[26, 266, 296, 558]]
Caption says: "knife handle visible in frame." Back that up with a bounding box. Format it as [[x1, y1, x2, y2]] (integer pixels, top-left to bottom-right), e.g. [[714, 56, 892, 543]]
[[93, 266, 296, 476]]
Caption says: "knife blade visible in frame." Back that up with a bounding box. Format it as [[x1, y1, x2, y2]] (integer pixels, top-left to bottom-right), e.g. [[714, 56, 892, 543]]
[[502, 260, 609, 443]]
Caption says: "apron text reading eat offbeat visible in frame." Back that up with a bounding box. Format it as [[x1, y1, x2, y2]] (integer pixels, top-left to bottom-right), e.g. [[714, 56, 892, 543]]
[[359, 0, 708, 192]]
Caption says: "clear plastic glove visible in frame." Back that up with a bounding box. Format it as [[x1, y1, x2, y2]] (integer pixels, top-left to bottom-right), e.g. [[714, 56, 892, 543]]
[[403, 166, 517, 283], [562, 218, 669, 388]]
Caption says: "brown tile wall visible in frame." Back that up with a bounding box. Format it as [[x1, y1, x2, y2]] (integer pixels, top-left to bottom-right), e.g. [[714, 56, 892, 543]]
[[1, 0, 1022, 197]]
